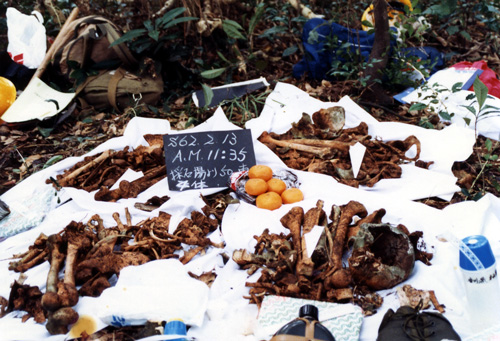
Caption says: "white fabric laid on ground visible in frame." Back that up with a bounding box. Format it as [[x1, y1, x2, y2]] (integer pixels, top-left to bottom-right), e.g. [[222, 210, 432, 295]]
[[247, 82, 476, 201], [440, 90, 500, 140], [396, 66, 500, 141], [0, 83, 498, 341], [94, 259, 210, 327]]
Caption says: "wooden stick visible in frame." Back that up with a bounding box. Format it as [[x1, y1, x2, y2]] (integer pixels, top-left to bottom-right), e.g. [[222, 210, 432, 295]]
[[32, 7, 79, 81]]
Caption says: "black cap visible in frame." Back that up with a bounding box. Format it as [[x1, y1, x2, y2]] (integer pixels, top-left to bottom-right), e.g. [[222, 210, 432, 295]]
[[299, 304, 319, 320]]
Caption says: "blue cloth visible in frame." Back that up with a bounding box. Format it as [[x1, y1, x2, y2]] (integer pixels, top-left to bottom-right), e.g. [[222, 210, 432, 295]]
[[292, 18, 444, 80]]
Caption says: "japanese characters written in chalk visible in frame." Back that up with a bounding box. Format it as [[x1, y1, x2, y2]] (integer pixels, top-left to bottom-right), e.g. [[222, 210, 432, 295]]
[[163, 129, 256, 191]]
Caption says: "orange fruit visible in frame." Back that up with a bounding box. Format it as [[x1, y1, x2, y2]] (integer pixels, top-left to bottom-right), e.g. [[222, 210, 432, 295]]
[[256, 191, 282, 210], [248, 164, 273, 181], [281, 188, 304, 204], [245, 178, 268, 196], [0, 77, 16, 116], [267, 178, 287, 195]]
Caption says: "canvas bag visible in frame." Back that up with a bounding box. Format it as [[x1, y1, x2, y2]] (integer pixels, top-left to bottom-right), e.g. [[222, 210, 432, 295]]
[[51, 15, 137, 79], [77, 67, 163, 112]]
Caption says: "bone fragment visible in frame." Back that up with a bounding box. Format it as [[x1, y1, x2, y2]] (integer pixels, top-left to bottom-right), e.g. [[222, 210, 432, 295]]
[[259, 132, 338, 159], [331, 201, 367, 272], [280, 207, 304, 272], [59, 150, 113, 186], [298, 200, 326, 276]]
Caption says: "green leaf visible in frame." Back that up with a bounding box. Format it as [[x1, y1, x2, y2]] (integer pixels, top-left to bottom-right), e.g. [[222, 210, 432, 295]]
[[463, 117, 472, 126], [283, 45, 298, 57], [473, 77, 489, 110], [493, 179, 500, 192], [486, 138, 493, 152], [409, 102, 427, 111], [248, 3, 266, 36], [43, 155, 63, 169], [163, 16, 198, 29], [460, 30, 472, 41], [479, 110, 500, 118], [69, 68, 87, 86], [361, 20, 374, 28], [144, 20, 154, 32], [473, 191, 485, 201], [446, 25, 459, 35], [201, 83, 214, 108], [193, 58, 204, 67], [451, 82, 463, 92], [185, 116, 198, 128], [487, 4, 500, 14], [38, 126, 53, 137], [418, 118, 435, 129], [200, 67, 227, 79], [307, 30, 319, 44], [134, 40, 153, 54], [216, 51, 231, 64], [148, 30, 160, 41], [110, 28, 147, 46], [258, 25, 287, 39], [438, 111, 452, 120], [423, 0, 457, 16], [156, 7, 186, 28], [223, 19, 246, 40], [461, 187, 470, 197], [465, 93, 475, 101], [481, 104, 500, 111], [462, 105, 476, 115]]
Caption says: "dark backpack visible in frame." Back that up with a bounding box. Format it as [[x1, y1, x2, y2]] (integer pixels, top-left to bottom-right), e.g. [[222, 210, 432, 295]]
[[51, 15, 137, 80]]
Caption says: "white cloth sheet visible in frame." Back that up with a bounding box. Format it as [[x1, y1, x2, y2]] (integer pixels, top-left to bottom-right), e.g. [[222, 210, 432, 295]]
[[0, 83, 499, 341]]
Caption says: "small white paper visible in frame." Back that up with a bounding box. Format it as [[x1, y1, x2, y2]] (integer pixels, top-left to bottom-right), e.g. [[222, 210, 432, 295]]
[[349, 142, 366, 179], [304, 225, 325, 258]]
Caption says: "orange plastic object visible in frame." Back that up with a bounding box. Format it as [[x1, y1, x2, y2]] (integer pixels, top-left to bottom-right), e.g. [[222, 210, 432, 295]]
[[0, 77, 16, 116]]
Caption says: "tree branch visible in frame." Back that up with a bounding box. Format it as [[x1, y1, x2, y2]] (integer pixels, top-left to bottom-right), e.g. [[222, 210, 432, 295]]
[[361, 0, 393, 105]]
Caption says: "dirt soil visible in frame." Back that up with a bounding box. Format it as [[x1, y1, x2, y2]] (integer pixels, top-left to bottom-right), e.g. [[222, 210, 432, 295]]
[[1, 1, 500, 208]]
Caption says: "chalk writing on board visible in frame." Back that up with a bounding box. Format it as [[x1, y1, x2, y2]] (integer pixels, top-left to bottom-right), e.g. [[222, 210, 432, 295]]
[[163, 130, 256, 191]]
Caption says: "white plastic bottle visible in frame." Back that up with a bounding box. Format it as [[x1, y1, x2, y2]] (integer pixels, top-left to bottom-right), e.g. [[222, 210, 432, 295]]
[[459, 235, 500, 332]]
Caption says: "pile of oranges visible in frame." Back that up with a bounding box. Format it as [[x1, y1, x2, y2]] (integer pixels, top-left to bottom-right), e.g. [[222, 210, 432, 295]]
[[244, 165, 303, 210]]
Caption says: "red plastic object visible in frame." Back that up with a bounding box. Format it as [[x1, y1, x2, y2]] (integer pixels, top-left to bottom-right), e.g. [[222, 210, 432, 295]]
[[452, 60, 500, 99]]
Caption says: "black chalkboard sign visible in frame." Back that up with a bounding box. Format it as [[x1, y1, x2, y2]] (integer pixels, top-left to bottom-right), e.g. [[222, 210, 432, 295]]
[[163, 129, 256, 191]]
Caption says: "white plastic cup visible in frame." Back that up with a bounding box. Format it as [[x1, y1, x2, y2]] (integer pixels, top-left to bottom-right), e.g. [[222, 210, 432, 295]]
[[459, 235, 500, 331]]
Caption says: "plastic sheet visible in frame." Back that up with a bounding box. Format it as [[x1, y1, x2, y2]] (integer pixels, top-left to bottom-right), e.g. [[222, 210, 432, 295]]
[[6, 7, 47, 69]]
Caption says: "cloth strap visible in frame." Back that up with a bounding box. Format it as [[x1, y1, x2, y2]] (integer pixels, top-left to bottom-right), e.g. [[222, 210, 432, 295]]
[[74, 67, 126, 113], [107, 67, 126, 112]]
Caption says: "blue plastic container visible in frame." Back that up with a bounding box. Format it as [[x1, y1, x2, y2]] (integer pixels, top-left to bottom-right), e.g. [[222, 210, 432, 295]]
[[163, 319, 187, 341]]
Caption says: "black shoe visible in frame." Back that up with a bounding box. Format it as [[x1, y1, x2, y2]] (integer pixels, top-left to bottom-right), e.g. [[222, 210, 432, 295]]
[[377, 305, 461, 341]]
